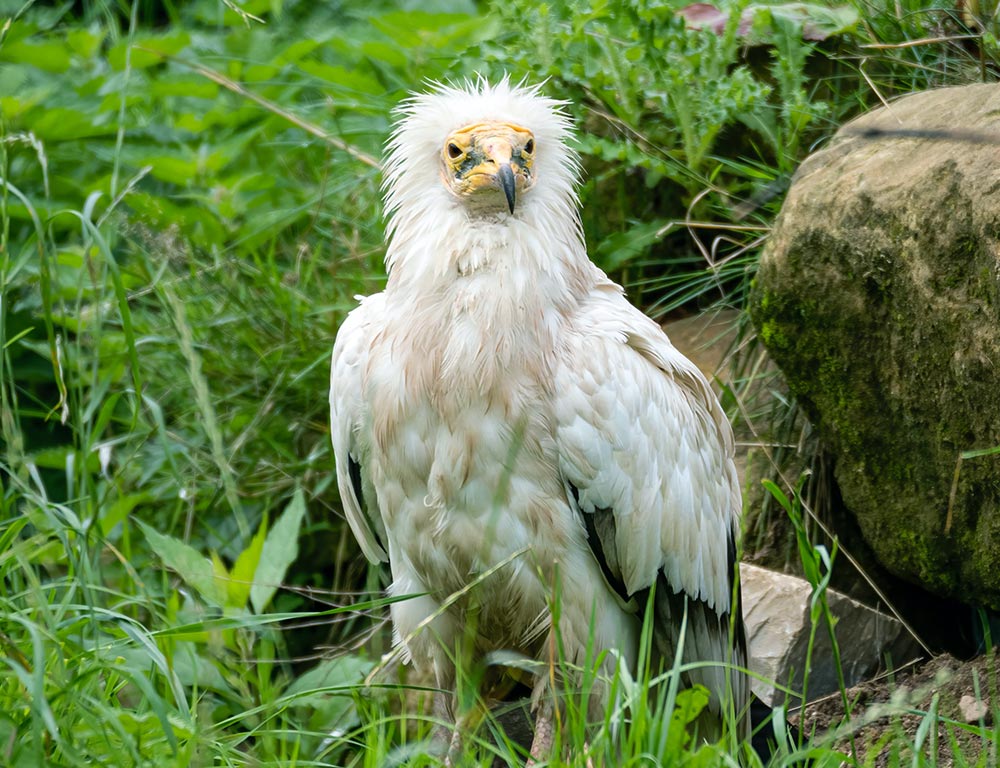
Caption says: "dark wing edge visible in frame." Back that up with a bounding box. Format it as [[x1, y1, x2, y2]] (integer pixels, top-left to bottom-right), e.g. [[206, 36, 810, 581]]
[[330, 295, 389, 564], [571, 479, 749, 739]]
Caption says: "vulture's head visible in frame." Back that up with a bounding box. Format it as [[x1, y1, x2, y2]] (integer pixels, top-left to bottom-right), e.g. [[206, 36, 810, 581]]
[[382, 77, 581, 228], [440, 119, 534, 214]]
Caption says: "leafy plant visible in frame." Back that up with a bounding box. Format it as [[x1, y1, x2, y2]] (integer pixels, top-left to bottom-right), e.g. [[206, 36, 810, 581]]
[[470, 0, 855, 304], [3, 0, 1000, 764]]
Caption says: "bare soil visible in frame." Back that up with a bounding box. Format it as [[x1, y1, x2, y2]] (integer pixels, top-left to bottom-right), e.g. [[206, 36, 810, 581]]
[[795, 654, 997, 766]]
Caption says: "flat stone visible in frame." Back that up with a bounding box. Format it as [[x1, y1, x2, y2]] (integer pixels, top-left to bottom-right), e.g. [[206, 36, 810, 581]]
[[741, 563, 920, 706], [959, 693, 990, 724]]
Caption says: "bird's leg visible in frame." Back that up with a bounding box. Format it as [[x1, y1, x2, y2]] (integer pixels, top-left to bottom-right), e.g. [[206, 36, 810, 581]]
[[429, 689, 461, 764], [443, 705, 487, 766], [444, 728, 463, 767], [525, 698, 555, 767]]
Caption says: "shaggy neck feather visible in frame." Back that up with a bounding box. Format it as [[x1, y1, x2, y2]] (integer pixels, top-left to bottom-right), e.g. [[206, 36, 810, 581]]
[[382, 199, 592, 394], [385, 196, 590, 303]]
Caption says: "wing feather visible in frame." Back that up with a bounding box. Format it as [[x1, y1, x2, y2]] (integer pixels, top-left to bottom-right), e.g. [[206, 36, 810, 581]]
[[554, 280, 746, 724], [330, 294, 388, 564]]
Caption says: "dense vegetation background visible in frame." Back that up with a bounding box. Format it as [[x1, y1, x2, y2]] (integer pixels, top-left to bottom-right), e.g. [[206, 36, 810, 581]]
[[2, 0, 998, 764]]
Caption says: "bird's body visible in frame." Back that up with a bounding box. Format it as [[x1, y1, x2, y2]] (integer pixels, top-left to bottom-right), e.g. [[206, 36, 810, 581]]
[[330, 79, 747, 759]]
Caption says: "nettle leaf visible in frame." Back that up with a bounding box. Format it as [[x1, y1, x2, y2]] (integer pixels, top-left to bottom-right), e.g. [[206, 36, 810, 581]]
[[126, 191, 228, 247], [210, 552, 233, 607], [250, 488, 306, 614], [138, 520, 227, 607], [276, 38, 326, 65]]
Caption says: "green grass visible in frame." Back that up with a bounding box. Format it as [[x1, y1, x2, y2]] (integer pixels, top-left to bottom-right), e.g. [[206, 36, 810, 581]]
[[2, 0, 1000, 764]]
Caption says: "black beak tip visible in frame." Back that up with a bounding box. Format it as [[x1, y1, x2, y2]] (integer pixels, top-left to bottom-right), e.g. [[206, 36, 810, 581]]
[[498, 164, 516, 214]]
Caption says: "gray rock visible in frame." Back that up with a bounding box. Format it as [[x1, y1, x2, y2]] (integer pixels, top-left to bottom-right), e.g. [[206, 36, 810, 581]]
[[750, 83, 1000, 609], [741, 563, 918, 706]]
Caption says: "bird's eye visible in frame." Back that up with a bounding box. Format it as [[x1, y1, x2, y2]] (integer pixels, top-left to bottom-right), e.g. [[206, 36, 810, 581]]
[[524, 139, 534, 154], [447, 143, 463, 159]]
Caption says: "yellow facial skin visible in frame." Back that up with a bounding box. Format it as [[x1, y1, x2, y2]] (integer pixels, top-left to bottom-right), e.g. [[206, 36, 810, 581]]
[[441, 121, 535, 213]]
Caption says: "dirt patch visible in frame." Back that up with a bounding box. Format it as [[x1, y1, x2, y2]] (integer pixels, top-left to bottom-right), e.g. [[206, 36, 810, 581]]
[[794, 654, 997, 765]]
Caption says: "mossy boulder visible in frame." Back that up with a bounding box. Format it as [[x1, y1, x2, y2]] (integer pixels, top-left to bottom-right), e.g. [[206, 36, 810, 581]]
[[750, 83, 1000, 609]]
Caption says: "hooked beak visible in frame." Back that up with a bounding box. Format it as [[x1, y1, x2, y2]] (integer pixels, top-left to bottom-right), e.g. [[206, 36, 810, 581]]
[[498, 163, 516, 214]]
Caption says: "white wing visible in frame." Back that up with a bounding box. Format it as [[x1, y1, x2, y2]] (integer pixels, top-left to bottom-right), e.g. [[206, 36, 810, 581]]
[[330, 293, 388, 564], [554, 278, 746, 724]]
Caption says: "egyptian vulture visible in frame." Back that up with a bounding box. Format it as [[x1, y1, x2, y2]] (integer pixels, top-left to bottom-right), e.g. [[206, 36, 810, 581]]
[[330, 78, 748, 762]]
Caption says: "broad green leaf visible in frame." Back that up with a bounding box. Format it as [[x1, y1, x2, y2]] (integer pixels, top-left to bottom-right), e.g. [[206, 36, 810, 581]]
[[29, 446, 100, 474], [168, 642, 232, 695], [286, 654, 373, 699], [210, 551, 231, 607], [0, 39, 71, 72], [143, 151, 225, 186], [296, 61, 383, 94], [358, 41, 408, 69], [770, 3, 859, 41], [99, 492, 154, 537], [138, 520, 227, 608], [126, 191, 228, 247], [370, 11, 477, 47], [27, 107, 115, 141], [107, 32, 191, 70], [244, 62, 282, 82], [665, 686, 710, 752], [250, 488, 306, 614], [149, 75, 219, 99], [277, 38, 325, 65], [595, 219, 669, 271], [66, 28, 104, 58], [229, 515, 268, 610], [286, 654, 374, 735]]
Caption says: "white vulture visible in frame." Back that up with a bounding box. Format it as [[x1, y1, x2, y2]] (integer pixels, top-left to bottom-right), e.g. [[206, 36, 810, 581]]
[[330, 78, 748, 762]]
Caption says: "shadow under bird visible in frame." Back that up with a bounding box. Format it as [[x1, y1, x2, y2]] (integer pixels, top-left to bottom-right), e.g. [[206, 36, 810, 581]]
[[330, 77, 748, 764]]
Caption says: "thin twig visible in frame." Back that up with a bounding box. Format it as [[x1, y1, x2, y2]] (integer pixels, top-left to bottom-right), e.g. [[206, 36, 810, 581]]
[[858, 58, 897, 121], [860, 34, 982, 50], [146, 50, 381, 169]]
